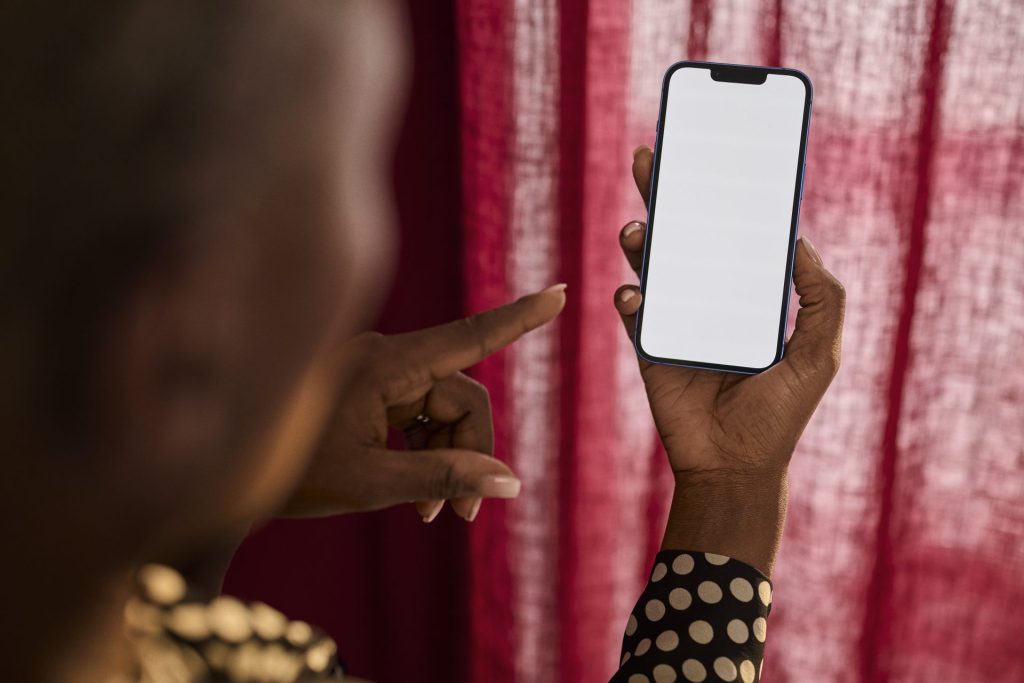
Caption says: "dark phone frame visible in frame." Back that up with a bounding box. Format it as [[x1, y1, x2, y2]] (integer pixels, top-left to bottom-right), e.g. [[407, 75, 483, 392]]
[[634, 60, 814, 375]]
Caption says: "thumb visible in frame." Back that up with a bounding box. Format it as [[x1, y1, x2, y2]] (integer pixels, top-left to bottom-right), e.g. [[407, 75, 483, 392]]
[[373, 447, 522, 506], [785, 236, 846, 383]]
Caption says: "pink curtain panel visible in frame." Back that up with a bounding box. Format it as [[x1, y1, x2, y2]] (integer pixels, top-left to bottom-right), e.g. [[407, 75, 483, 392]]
[[227, 1, 1024, 681]]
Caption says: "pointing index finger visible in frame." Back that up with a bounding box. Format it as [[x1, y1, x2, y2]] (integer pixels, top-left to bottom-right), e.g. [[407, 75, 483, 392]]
[[394, 284, 567, 381]]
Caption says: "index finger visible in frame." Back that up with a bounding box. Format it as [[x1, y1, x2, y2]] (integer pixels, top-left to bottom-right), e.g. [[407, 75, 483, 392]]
[[394, 284, 567, 380]]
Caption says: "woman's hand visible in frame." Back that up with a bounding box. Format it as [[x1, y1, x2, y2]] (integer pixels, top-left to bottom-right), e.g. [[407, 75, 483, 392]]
[[615, 145, 845, 480], [282, 285, 566, 522], [615, 146, 845, 573]]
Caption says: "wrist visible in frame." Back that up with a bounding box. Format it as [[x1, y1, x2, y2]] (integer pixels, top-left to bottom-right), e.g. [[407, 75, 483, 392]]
[[673, 465, 789, 494], [662, 467, 788, 577]]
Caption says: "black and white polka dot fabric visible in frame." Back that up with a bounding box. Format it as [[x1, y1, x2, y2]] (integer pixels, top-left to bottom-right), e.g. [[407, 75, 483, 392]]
[[611, 551, 772, 683]]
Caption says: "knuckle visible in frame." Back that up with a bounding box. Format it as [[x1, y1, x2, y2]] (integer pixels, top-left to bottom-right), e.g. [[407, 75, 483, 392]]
[[351, 331, 389, 364], [826, 273, 847, 303], [517, 312, 532, 339], [785, 350, 815, 383], [345, 332, 387, 382], [394, 351, 427, 392], [791, 341, 840, 382], [353, 330, 385, 349], [807, 342, 842, 381], [461, 374, 490, 406], [429, 455, 467, 499], [460, 315, 492, 359], [371, 344, 422, 400]]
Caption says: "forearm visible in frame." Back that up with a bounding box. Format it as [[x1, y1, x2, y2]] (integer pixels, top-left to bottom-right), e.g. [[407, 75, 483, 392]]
[[662, 468, 788, 578], [609, 470, 786, 681], [611, 548, 774, 682]]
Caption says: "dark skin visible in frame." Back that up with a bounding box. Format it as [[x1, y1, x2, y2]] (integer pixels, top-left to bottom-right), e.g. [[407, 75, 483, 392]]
[[274, 143, 844, 581], [612, 145, 846, 575], [284, 285, 568, 522], [4, 2, 843, 679]]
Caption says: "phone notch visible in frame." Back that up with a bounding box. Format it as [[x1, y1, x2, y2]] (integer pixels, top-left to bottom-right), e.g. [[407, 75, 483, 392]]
[[709, 66, 767, 85]]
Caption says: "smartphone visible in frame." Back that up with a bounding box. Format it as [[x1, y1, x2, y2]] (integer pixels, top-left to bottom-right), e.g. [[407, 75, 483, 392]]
[[635, 61, 812, 374]]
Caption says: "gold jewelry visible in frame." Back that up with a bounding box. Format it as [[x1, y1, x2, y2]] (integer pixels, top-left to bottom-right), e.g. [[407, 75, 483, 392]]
[[125, 563, 344, 682]]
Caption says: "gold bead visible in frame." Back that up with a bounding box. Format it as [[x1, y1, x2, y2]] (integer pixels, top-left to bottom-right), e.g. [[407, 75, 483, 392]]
[[261, 642, 304, 682], [135, 635, 208, 683], [207, 596, 253, 643], [137, 564, 186, 606], [165, 603, 211, 641], [203, 641, 232, 671], [225, 640, 261, 682], [250, 601, 287, 641], [284, 620, 313, 648], [305, 639, 337, 673]]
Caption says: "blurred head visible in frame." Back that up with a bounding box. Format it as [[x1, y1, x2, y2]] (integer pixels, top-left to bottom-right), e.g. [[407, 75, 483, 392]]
[[0, 0, 407, 563]]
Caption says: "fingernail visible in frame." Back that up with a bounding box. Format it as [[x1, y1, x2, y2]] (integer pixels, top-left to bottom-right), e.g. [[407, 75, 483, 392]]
[[632, 145, 648, 159], [465, 499, 483, 522], [801, 237, 823, 266], [619, 288, 637, 304], [476, 475, 522, 498], [421, 500, 443, 523], [622, 222, 644, 238], [542, 283, 568, 294]]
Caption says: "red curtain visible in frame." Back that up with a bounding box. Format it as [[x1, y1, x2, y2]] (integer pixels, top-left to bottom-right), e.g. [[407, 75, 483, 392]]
[[226, 1, 1024, 681]]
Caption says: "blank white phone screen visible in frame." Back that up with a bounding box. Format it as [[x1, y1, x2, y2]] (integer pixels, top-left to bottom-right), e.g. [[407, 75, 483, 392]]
[[638, 67, 808, 370]]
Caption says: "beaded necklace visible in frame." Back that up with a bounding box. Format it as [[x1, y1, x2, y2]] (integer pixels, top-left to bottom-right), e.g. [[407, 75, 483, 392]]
[[123, 564, 344, 682]]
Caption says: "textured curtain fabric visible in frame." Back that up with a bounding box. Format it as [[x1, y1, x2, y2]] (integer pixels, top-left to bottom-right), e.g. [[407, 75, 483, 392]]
[[456, 1, 1024, 682], [226, 1, 1024, 682]]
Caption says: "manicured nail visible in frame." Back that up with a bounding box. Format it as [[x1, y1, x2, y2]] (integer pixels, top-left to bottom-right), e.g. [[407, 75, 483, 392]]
[[542, 283, 568, 294], [801, 237, 823, 266], [421, 500, 443, 523], [465, 499, 483, 522], [476, 475, 522, 499], [619, 288, 637, 304], [633, 145, 648, 159], [622, 222, 644, 238]]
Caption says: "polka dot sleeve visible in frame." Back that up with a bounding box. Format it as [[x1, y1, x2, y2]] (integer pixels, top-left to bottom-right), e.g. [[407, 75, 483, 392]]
[[610, 551, 772, 683]]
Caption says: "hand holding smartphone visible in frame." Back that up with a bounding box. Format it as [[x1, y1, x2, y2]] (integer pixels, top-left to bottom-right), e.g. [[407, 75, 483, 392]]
[[635, 61, 812, 373], [611, 63, 845, 575]]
